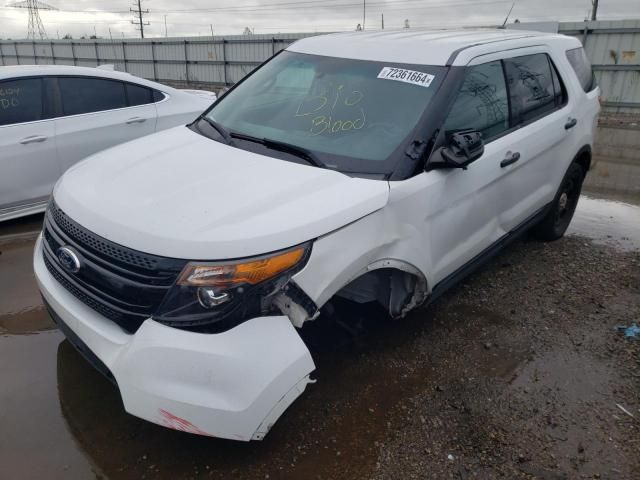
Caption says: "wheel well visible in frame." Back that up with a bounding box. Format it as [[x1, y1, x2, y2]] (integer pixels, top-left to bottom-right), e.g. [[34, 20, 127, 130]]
[[332, 267, 427, 319], [574, 147, 592, 177]]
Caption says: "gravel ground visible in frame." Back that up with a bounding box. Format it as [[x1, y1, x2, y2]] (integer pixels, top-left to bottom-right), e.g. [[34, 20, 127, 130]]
[[370, 236, 640, 480]]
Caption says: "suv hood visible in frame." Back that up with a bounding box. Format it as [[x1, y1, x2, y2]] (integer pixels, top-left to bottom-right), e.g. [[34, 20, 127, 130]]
[[54, 126, 389, 259]]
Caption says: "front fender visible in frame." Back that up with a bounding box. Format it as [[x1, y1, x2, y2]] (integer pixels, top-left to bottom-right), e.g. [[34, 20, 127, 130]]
[[292, 207, 431, 314]]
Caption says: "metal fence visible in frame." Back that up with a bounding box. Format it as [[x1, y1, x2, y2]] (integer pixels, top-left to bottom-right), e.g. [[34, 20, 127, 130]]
[[0, 21, 638, 113], [0, 33, 318, 88]]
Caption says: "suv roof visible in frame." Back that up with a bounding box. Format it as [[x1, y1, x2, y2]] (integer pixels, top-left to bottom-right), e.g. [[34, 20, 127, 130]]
[[288, 28, 581, 66]]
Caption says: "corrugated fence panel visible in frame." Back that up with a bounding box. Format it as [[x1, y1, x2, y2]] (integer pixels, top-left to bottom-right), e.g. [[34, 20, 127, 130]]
[[15, 42, 36, 63], [52, 43, 74, 66], [0, 43, 19, 65], [34, 43, 54, 65], [72, 42, 98, 62]]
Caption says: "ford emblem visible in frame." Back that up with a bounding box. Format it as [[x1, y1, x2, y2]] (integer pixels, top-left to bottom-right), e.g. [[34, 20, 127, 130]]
[[57, 246, 81, 273]]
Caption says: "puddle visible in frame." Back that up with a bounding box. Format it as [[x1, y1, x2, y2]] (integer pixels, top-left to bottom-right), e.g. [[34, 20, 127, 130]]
[[0, 306, 55, 335], [0, 332, 99, 479], [0, 223, 54, 335], [568, 195, 640, 251]]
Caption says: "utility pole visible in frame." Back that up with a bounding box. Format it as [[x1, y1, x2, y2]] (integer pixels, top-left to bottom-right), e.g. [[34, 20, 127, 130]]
[[210, 24, 214, 38], [381, 13, 384, 30], [164, 15, 168, 37], [130, 0, 149, 39], [591, 0, 599, 21], [362, 0, 366, 30]]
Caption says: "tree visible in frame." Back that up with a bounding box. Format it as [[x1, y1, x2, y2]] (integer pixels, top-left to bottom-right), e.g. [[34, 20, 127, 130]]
[[62, 33, 72, 39]]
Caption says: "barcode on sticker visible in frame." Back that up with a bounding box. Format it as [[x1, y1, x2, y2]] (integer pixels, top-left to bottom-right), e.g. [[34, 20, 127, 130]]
[[377, 67, 435, 88]]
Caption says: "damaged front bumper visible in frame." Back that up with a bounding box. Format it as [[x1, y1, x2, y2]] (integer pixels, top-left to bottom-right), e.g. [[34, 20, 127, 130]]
[[34, 235, 316, 441]]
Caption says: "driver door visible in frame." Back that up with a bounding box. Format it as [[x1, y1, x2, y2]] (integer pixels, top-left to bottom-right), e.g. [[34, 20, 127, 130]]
[[407, 59, 517, 285]]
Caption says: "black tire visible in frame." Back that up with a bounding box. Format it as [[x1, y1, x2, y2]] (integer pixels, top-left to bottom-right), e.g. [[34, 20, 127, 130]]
[[532, 162, 585, 241]]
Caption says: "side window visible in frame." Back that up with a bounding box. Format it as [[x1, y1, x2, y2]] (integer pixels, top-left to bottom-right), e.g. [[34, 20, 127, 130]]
[[59, 77, 127, 116], [566, 47, 596, 93], [126, 83, 153, 106], [504, 54, 556, 125], [443, 60, 509, 142], [0, 78, 43, 126]]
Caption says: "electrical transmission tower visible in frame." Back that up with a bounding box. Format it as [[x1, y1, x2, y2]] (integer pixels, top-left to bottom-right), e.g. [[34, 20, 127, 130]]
[[131, 0, 150, 38], [7, 0, 58, 39]]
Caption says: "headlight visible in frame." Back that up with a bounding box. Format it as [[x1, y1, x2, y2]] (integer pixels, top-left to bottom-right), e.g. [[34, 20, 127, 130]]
[[176, 247, 306, 287], [153, 244, 310, 331]]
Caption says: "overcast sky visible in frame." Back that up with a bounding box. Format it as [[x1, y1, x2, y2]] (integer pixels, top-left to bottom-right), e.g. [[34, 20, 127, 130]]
[[0, 0, 636, 39]]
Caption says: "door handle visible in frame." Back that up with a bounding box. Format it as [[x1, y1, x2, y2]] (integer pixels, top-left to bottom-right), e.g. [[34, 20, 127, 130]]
[[500, 151, 520, 168], [126, 117, 147, 124], [19, 135, 48, 145], [564, 117, 577, 130]]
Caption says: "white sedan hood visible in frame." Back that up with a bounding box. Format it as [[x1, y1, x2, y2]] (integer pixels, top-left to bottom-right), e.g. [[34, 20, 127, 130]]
[[54, 126, 389, 259]]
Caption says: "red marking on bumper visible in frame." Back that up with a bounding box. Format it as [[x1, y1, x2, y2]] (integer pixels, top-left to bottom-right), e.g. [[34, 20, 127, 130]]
[[158, 409, 214, 437]]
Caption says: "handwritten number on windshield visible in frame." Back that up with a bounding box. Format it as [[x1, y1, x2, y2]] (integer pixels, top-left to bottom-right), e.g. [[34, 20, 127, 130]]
[[295, 85, 366, 135]]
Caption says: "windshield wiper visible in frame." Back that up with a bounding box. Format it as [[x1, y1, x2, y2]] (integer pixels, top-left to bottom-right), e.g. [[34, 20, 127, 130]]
[[200, 117, 234, 145], [230, 132, 326, 169]]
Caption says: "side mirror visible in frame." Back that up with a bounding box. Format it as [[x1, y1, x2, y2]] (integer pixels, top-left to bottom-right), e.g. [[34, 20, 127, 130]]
[[429, 129, 485, 170]]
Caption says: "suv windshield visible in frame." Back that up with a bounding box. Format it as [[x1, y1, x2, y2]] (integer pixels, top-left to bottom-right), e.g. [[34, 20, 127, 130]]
[[203, 51, 446, 174]]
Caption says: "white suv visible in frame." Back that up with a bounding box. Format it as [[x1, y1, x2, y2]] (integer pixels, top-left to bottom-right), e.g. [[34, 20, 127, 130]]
[[34, 30, 600, 441]]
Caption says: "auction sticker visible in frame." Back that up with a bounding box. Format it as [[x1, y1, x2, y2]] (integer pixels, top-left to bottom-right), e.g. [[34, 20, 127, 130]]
[[377, 67, 435, 88]]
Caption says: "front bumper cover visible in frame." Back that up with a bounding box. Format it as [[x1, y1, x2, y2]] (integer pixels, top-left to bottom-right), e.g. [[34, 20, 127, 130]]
[[34, 234, 316, 441]]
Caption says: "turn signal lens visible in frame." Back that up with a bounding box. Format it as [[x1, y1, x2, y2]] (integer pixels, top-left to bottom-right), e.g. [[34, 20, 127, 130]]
[[177, 247, 307, 288]]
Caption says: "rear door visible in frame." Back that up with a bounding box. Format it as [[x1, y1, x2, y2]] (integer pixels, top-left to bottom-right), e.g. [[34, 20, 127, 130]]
[[53, 76, 157, 171], [0, 76, 59, 212], [494, 50, 573, 231]]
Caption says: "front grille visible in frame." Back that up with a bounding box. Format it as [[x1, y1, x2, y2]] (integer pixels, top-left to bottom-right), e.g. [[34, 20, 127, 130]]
[[49, 204, 160, 273], [44, 254, 124, 322], [43, 201, 187, 332]]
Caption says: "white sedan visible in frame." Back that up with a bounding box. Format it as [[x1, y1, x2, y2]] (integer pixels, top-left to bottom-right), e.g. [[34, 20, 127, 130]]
[[0, 65, 216, 222]]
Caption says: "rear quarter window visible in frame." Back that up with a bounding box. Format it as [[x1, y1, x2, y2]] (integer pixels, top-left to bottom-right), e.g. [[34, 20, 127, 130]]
[[566, 47, 596, 93], [125, 83, 154, 106], [153, 90, 166, 102]]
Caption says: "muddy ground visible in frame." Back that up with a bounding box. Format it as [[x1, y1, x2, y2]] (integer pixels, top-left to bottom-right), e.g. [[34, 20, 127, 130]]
[[1, 192, 639, 480]]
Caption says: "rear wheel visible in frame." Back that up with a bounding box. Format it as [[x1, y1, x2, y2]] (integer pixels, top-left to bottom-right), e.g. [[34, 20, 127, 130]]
[[532, 162, 585, 241]]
